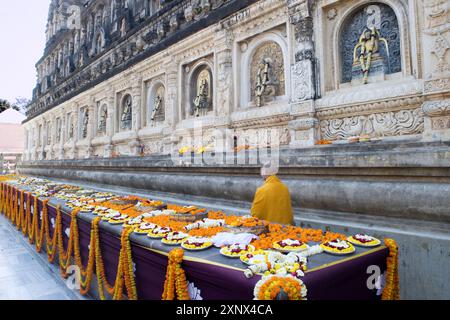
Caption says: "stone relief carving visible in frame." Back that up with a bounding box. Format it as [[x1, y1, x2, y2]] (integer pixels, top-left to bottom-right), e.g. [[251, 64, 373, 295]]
[[431, 33, 450, 73], [320, 109, 424, 140], [251, 42, 284, 106], [422, 99, 450, 116], [82, 108, 89, 139], [432, 117, 450, 130], [341, 3, 401, 83], [67, 113, 74, 141], [192, 68, 212, 117], [151, 85, 165, 123], [56, 117, 62, 143], [121, 94, 132, 130], [98, 104, 107, 134], [291, 60, 314, 102], [423, 0, 450, 32]]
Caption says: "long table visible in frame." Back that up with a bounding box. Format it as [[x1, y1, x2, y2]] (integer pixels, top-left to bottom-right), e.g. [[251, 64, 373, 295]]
[[2, 181, 389, 300]]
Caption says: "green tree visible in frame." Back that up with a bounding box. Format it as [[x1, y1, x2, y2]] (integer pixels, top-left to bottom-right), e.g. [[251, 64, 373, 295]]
[[0, 99, 21, 113]]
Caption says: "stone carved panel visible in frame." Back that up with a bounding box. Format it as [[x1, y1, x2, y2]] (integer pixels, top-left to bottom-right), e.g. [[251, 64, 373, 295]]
[[291, 60, 314, 102], [422, 99, 450, 116], [431, 33, 450, 73], [320, 109, 424, 140], [98, 104, 107, 134], [432, 117, 450, 130], [150, 84, 165, 123], [250, 41, 285, 102], [121, 94, 132, 130], [340, 3, 401, 83]]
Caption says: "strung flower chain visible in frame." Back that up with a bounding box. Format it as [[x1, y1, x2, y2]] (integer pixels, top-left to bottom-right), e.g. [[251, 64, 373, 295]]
[[382, 238, 400, 300], [162, 248, 190, 300]]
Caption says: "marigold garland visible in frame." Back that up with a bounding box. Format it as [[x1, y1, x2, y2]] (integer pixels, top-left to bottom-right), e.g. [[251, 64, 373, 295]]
[[254, 275, 307, 300], [0, 184, 138, 300], [382, 238, 400, 300], [162, 248, 190, 300]]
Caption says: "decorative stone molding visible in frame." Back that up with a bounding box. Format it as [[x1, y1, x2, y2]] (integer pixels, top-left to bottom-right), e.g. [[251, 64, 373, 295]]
[[289, 118, 319, 131], [291, 60, 315, 102], [424, 78, 450, 93], [320, 108, 425, 141], [422, 99, 450, 116], [317, 95, 424, 120]]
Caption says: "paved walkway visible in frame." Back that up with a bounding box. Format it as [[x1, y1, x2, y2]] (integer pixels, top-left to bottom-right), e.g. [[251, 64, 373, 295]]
[[0, 214, 85, 300]]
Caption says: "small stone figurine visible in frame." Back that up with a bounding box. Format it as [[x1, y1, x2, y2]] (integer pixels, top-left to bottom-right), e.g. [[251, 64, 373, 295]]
[[193, 79, 209, 117], [353, 27, 389, 84], [121, 97, 132, 130], [151, 94, 163, 123], [82, 109, 89, 139], [98, 106, 107, 133]]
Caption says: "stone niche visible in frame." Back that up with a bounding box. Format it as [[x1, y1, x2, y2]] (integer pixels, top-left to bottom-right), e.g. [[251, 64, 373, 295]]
[[340, 2, 402, 85], [238, 26, 288, 109], [182, 55, 214, 119], [96, 103, 108, 136], [145, 79, 166, 126], [118, 92, 133, 132]]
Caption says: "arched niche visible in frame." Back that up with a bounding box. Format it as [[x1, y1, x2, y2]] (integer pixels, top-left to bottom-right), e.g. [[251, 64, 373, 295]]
[[239, 32, 289, 108], [338, 2, 402, 84], [97, 103, 108, 135], [120, 94, 132, 131], [187, 63, 214, 118], [146, 81, 166, 125]]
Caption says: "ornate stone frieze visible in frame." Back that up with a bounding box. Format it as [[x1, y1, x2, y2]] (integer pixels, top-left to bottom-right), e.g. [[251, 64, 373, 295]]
[[422, 99, 450, 116], [431, 33, 450, 73], [288, 118, 318, 131], [424, 78, 450, 93], [317, 95, 423, 120], [291, 60, 315, 102], [319, 108, 424, 140]]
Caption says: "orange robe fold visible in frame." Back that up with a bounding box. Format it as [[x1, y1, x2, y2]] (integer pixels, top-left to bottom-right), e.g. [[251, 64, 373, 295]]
[[250, 175, 294, 225]]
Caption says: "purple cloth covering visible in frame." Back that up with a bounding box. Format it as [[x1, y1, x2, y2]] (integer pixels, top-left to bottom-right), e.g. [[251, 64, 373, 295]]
[[13, 188, 389, 300]]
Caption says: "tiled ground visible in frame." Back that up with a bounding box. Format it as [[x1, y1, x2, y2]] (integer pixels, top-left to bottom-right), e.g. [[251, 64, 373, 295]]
[[0, 214, 85, 300]]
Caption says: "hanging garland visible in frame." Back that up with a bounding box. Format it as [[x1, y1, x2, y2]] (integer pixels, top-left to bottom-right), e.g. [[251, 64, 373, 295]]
[[0, 184, 138, 300], [162, 248, 190, 300], [253, 275, 308, 300], [382, 238, 400, 300]]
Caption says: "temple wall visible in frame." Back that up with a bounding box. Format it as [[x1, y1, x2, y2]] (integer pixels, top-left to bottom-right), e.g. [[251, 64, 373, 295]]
[[22, 0, 450, 161]]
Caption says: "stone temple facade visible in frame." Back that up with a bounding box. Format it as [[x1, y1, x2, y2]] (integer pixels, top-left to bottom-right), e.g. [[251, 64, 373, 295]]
[[23, 0, 450, 160], [19, 0, 450, 299]]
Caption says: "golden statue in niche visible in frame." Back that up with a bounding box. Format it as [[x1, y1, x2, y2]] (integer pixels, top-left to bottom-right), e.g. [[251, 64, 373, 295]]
[[193, 69, 211, 117], [353, 27, 389, 84]]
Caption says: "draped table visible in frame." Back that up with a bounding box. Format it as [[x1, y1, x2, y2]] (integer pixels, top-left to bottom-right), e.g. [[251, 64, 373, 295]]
[[1, 181, 389, 300]]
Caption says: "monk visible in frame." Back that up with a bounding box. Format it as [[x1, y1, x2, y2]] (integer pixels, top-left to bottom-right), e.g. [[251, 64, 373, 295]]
[[251, 162, 294, 225]]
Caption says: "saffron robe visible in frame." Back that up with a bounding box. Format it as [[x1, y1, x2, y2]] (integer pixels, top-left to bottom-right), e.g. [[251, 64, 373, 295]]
[[250, 175, 294, 225]]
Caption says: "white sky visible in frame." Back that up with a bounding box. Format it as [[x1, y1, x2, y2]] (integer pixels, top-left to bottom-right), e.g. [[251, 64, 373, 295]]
[[0, 0, 50, 103]]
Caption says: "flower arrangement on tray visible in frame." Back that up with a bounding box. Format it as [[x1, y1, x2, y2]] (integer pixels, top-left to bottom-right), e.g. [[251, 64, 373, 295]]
[[347, 234, 381, 247], [320, 239, 355, 255], [220, 243, 255, 258]]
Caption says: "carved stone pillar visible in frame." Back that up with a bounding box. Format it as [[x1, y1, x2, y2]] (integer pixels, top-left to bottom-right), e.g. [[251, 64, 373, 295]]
[[165, 62, 180, 153], [105, 89, 115, 158], [129, 75, 142, 155], [86, 98, 95, 158], [286, 0, 319, 147], [422, 99, 450, 141], [214, 27, 234, 119]]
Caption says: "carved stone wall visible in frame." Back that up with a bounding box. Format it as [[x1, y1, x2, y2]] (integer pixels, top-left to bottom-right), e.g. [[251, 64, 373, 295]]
[[21, 0, 450, 162]]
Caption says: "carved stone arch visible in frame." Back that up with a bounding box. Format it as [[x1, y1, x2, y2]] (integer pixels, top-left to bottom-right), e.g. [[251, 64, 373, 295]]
[[332, 0, 410, 88], [185, 60, 214, 118], [146, 80, 166, 125], [240, 31, 289, 108]]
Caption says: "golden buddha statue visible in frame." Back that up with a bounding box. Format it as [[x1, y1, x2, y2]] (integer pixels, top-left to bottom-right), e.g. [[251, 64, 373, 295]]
[[353, 27, 389, 84]]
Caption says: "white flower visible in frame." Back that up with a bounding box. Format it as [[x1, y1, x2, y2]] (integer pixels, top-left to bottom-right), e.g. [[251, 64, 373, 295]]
[[187, 282, 203, 300], [50, 218, 56, 228], [65, 228, 70, 238]]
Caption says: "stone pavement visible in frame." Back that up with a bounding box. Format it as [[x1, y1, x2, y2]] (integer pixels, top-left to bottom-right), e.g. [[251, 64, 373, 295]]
[[0, 214, 86, 300]]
